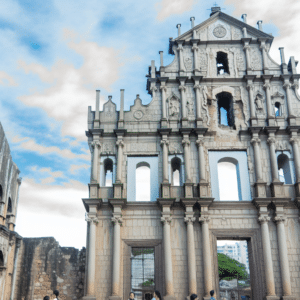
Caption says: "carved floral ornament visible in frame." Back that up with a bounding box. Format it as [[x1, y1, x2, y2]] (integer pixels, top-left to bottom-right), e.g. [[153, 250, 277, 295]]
[[274, 216, 286, 224], [160, 139, 169, 147], [258, 215, 270, 224], [199, 216, 210, 223], [213, 25, 227, 38], [91, 141, 101, 149], [161, 215, 172, 224], [111, 215, 123, 225], [184, 215, 196, 223], [133, 110, 144, 120], [85, 214, 99, 224]]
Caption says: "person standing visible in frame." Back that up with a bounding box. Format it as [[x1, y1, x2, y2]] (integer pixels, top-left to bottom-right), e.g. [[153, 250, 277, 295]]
[[210, 290, 216, 300], [128, 292, 135, 300], [53, 290, 59, 300], [152, 290, 162, 300]]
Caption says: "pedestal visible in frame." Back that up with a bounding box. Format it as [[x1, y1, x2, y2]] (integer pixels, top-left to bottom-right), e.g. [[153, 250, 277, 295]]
[[161, 119, 168, 128], [161, 182, 171, 198], [198, 182, 209, 197], [254, 182, 267, 198], [113, 183, 123, 198], [270, 181, 284, 197], [184, 182, 194, 198], [196, 118, 203, 127], [182, 118, 189, 127], [89, 183, 99, 198]]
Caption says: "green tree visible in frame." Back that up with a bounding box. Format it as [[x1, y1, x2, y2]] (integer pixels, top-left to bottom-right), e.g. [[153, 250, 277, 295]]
[[218, 253, 248, 281]]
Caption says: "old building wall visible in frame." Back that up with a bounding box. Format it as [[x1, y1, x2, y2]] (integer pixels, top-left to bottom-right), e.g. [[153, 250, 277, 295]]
[[14, 237, 86, 300]]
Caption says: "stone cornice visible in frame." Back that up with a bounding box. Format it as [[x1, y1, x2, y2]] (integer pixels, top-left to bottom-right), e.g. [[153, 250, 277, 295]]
[[114, 129, 127, 136], [82, 198, 102, 212]]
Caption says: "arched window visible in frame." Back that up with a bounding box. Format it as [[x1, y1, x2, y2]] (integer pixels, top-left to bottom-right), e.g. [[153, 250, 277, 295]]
[[217, 158, 241, 201], [136, 162, 150, 201], [0, 251, 3, 266], [217, 92, 235, 127], [274, 102, 281, 117], [171, 157, 181, 186], [7, 198, 12, 213], [277, 154, 292, 184], [216, 52, 229, 75], [103, 158, 113, 187]]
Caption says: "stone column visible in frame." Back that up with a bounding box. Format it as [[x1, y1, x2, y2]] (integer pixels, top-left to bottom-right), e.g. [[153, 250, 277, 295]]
[[161, 139, 169, 183], [177, 41, 184, 73], [192, 76, 203, 127], [182, 200, 197, 297], [257, 215, 279, 299], [182, 137, 191, 183], [290, 137, 300, 181], [91, 141, 101, 182], [251, 137, 263, 182], [116, 140, 124, 183], [85, 213, 98, 299], [111, 214, 122, 298], [109, 199, 125, 300], [191, 41, 199, 73], [196, 131, 210, 197], [94, 90, 100, 128], [282, 77, 296, 124], [158, 199, 175, 300], [274, 216, 293, 298], [246, 82, 256, 121], [159, 77, 169, 128], [118, 89, 124, 128], [267, 136, 279, 182], [259, 39, 269, 73], [263, 76, 275, 126], [242, 38, 252, 73], [179, 84, 187, 119], [199, 215, 213, 299]]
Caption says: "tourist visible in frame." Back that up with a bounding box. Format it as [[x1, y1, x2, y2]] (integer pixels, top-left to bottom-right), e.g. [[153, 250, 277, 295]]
[[153, 290, 162, 300], [210, 290, 216, 300], [44, 296, 49, 300], [53, 290, 59, 300], [190, 294, 198, 300], [128, 292, 135, 300]]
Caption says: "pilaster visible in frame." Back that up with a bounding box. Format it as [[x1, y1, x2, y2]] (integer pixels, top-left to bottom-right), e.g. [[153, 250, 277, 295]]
[[244, 75, 257, 126], [177, 77, 188, 126], [192, 76, 203, 127]]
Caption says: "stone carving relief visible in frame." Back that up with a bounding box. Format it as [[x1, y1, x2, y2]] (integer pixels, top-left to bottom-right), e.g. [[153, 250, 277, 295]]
[[133, 110, 144, 120], [251, 48, 262, 70], [102, 143, 114, 154], [198, 48, 208, 72], [255, 92, 264, 112], [169, 142, 183, 154], [213, 25, 227, 38], [236, 51, 246, 71], [232, 27, 242, 40], [103, 96, 116, 118], [201, 85, 210, 126], [184, 57, 193, 71], [129, 143, 156, 152], [167, 94, 180, 120], [276, 140, 291, 151], [186, 99, 195, 118], [208, 21, 231, 41], [207, 48, 216, 77]]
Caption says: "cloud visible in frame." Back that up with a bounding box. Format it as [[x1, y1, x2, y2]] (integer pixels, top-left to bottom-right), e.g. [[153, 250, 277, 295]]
[[225, 0, 300, 63], [0, 71, 18, 86], [30, 166, 65, 179], [18, 177, 88, 218], [13, 136, 90, 161], [16, 177, 88, 248], [156, 0, 195, 21], [69, 164, 90, 174], [18, 29, 122, 140]]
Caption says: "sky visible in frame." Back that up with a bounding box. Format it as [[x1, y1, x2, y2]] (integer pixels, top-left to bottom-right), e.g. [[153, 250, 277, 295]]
[[0, 0, 299, 249]]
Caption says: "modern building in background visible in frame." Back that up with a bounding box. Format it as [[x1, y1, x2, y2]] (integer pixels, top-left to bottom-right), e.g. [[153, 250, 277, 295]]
[[81, 6, 300, 300], [217, 241, 249, 274]]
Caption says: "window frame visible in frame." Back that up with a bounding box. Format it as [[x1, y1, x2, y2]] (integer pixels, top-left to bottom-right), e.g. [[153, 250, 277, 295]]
[[276, 151, 296, 184], [168, 154, 184, 186], [208, 151, 252, 201], [100, 156, 116, 187]]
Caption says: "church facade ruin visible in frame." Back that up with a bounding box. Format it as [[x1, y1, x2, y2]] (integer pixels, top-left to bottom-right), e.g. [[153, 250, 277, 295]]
[[82, 7, 300, 300]]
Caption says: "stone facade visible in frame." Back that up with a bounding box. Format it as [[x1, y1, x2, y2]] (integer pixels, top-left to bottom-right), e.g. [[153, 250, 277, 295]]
[[0, 122, 22, 300], [13, 237, 86, 300], [83, 7, 300, 300]]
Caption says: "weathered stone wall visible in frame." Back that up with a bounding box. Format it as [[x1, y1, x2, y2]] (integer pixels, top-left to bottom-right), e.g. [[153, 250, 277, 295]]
[[14, 237, 86, 300]]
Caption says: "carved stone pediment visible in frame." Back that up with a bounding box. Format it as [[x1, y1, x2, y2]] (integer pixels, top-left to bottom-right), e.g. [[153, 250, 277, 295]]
[[102, 97, 117, 121], [172, 11, 273, 44]]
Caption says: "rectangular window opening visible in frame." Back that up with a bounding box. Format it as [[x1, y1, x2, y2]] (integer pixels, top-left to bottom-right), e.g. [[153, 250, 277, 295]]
[[217, 239, 251, 300], [131, 247, 155, 300]]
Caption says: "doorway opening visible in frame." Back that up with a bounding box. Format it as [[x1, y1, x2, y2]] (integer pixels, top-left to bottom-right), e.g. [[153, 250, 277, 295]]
[[131, 248, 155, 300], [217, 239, 251, 300]]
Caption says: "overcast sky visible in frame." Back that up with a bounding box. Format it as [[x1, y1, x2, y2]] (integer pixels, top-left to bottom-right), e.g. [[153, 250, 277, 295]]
[[1, 0, 299, 249]]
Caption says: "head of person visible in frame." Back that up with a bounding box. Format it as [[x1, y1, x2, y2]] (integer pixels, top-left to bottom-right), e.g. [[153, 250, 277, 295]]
[[210, 290, 214, 297], [190, 294, 197, 300], [44, 296, 50, 300], [53, 290, 59, 298], [154, 291, 161, 300], [129, 292, 135, 299]]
